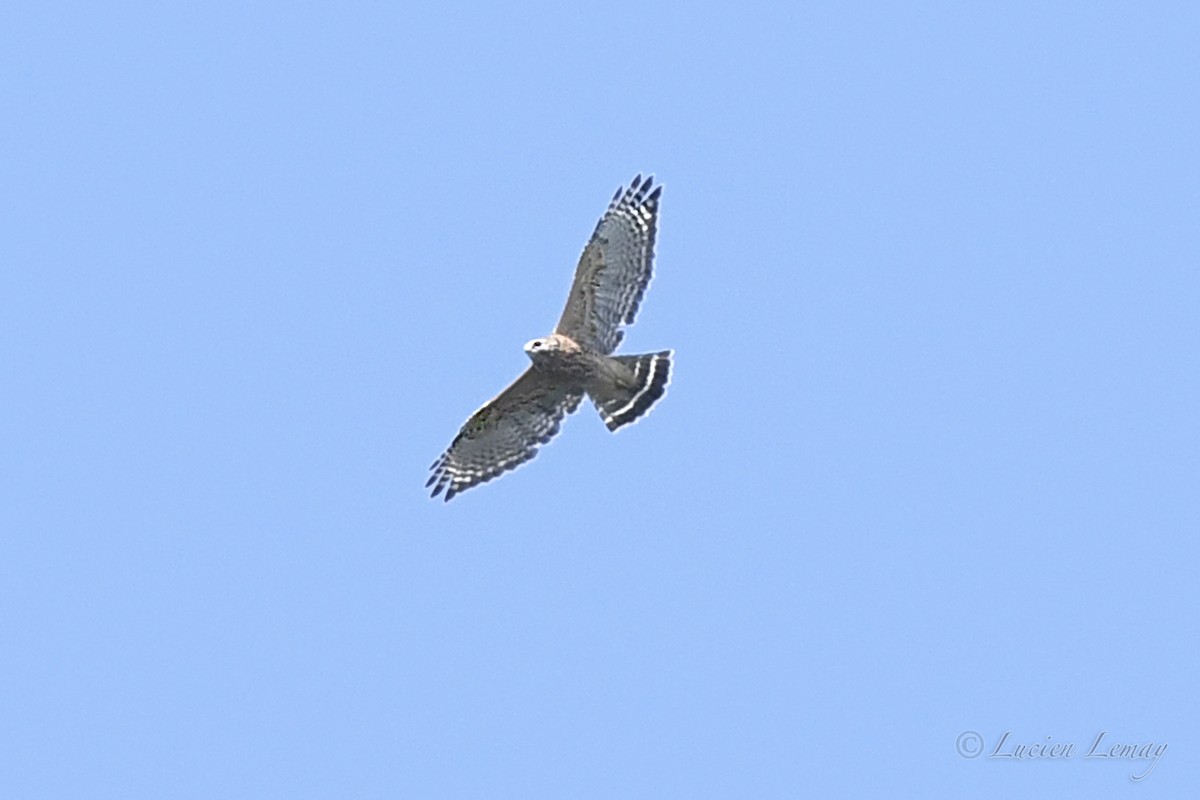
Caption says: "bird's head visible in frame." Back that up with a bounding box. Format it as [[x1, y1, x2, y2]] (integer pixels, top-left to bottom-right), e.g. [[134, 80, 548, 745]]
[[524, 336, 560, 361]]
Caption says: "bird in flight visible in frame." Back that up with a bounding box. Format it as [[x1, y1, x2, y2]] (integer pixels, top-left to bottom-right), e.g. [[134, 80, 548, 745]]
[[427, 175, 673, 501]]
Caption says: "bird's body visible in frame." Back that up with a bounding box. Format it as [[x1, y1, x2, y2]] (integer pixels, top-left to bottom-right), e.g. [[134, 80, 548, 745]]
[[427, 175, 672, 501]]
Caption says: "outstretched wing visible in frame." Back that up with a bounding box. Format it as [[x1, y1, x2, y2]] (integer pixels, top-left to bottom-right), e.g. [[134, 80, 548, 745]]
[[555, 175, 662, 354], [427, 368, 583, 501]]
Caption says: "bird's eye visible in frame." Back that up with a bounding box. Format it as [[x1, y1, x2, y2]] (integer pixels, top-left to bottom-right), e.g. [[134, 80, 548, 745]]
[[532, 342, 540, 348]]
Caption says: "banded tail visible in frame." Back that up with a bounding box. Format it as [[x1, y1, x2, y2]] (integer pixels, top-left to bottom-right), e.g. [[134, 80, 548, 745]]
[[591, 350, 673, 432]]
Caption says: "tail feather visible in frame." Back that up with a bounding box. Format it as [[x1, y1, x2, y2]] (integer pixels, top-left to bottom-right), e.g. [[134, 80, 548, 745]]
[[591, 350, 672, 432]]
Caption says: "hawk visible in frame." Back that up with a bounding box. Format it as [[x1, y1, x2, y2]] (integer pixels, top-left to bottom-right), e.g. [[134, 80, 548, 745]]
[[427, 174, 673, 501]]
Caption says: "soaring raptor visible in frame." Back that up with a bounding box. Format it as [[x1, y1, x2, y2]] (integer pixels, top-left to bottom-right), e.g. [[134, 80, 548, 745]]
[[427, 175, 672, 501]]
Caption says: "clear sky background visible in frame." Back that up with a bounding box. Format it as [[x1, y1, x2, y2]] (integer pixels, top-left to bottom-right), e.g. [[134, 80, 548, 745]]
[[2, 3, 1197, 798]]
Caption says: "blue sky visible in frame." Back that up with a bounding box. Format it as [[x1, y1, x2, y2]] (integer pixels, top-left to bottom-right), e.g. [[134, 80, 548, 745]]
[[2, 2, 1197, 797]]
